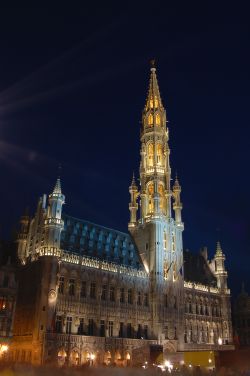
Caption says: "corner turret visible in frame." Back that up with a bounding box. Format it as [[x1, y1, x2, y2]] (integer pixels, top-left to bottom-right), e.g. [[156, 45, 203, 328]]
[[128, 173, 138, 231], [213, 241, 228, 290], [43, 178, 65, 255], [173, 174, 184, 229]]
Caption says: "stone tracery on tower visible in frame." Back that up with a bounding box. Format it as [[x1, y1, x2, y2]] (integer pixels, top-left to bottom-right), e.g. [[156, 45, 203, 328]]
[[12, 64, 233, 367]]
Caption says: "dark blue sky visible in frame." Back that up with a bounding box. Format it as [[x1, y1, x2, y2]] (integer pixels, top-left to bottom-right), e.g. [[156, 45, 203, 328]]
[[0, 3, 249, 295]]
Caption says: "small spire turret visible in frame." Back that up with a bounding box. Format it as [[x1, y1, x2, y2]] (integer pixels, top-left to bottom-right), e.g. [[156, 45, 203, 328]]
[[173, 174, 183, 228], [43, 177, 65, 254], [52, 178, 62, 196], [128, 173, 138, 231], [214, 241, 228, 290]]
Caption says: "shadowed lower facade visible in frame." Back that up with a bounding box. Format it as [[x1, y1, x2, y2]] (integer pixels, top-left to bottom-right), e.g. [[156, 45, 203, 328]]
[[11, 66, 233, 366]]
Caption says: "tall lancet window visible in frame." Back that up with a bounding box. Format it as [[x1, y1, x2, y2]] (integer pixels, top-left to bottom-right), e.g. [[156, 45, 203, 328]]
[[147, 183, 154, 214], [156, 144, 163, 165], [148, 113, 153, 126], [156, 113, 161, 126], [172, 232, 176, 252], [163, 261, 169, 280], [158, 184, 165, 211], [147, 143, 154, 167], [149, 96, 158, 109], [163, 230, 167, 250]]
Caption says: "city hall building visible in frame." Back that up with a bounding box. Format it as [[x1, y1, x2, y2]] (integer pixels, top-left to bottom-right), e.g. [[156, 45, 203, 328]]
[[11, 66, 233, 366]]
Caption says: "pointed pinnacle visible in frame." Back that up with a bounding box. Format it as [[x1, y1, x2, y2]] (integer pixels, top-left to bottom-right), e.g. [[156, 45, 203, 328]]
[[53, 178, 62, 195], [145, 64, 163, 110], [131, 172, 137, 188], [216, 241, 223, 255]]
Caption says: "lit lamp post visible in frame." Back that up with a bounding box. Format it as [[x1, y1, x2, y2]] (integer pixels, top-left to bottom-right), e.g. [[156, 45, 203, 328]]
[[218, 337, 223, 346]]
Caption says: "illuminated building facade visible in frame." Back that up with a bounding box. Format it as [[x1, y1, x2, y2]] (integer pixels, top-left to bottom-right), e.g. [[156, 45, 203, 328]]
[[11, 66, 233, 366]]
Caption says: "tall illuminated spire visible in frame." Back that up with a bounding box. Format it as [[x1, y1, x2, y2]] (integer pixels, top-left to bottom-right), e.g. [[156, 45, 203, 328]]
[[145, 63, 164, 111], [52, 178, 62, 196]]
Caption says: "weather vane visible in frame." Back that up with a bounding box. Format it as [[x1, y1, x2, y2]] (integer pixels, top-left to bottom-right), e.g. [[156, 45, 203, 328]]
[[58, 163, 62, 178], [150, 59, 156, 68]]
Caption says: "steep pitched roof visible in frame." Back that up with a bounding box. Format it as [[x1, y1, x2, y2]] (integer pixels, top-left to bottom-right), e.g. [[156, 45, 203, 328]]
[[60, 214, 144, 269], [184, 249, 217, 287]]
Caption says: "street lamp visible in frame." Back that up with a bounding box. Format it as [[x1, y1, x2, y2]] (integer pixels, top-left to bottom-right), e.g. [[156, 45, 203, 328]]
[[218, 337, 222, 346]]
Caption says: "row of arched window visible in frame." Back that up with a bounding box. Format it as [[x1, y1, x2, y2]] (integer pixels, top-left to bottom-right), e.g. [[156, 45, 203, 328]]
[[185, 300, 222, 317], [163, 261, 177, 281], [58, 277, 149, 306], [146, 112, 161, 127], [147, 183, 166, 214], [147, 143, 164, 167], [184, 321, 227, 344]]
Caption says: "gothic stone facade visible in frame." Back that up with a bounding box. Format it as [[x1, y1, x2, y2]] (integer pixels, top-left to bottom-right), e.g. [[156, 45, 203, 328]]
[[11, 67, 233, 366]]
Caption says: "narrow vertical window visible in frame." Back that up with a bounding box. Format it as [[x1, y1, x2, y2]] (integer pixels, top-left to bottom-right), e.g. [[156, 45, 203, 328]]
[[148, 183, 154, 213], [100, 320, 105, 337], [156, 113, 160, 126], [58, 277, 64, 294], [90, 282, 96, 299], [108, 321, 113, 337], [120, 288, 125, 303], [163, 230, 167, 250], [68, 279, 75, 296], [163, 261, 169, 280], [101, 285, 107, 300], [110, 286, 115, 302], [78, 318, 84, 335], [55, 316, 62, 333], [172, 232, 176, 252], [148, 113, 153, 126], [148, 144, 154, 166], [66, 317, 72, 334]]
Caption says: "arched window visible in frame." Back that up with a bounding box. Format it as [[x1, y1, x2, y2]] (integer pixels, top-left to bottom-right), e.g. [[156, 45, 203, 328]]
[[147, 183, 154, 214], [156, 144, 163, 165], [148, 113, 153, 126], [163, 230, 167, 250], [158, 184, 165, 211], [163, 261, 169, 280], [147, 143, 154, 166], [149, 96, 159, 109], [156, 113, 161, 126], [172, 232, 176, 252]]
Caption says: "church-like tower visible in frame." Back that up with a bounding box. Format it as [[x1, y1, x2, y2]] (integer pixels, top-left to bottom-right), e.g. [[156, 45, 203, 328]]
[[43, 178, 65, 255], [129, 65, 184, 347]]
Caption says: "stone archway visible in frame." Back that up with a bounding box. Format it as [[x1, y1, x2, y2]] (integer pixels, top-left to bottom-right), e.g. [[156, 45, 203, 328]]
[[57, 349, 67, 366], [125, 351, 131, 366], [104, 350, 112, 365], [70, 349, 80, 366], [114, 351, 122, 366], [163, 340, 177, 355], [82, 350, 90, 365]]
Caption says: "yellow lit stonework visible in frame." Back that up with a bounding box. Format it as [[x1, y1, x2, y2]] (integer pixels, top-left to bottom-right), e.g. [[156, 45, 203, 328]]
[[13, 65, 233, 367]]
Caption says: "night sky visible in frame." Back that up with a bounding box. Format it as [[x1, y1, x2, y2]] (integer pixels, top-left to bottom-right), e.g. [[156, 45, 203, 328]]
[[0, 4, 249, 296]]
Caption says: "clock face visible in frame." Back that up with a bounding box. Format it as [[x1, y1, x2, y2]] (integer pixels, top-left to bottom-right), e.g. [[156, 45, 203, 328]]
[[48, 289, 57, 302]]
